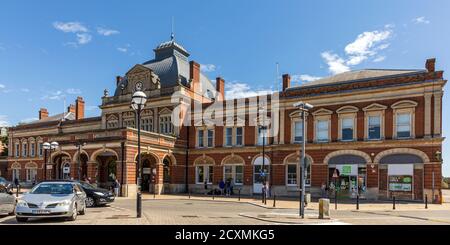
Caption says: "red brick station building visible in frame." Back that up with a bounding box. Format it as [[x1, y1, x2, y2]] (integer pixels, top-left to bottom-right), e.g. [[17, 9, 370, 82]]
[[5, 38, 446, 202]]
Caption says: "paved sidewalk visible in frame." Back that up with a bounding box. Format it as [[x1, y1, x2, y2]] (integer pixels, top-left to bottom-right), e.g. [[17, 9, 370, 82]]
[[138, 193, 450, 212]]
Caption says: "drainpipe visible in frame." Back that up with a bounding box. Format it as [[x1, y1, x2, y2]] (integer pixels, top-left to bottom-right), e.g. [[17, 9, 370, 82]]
[[121, 141, 125, 197], [185, 125, 190, 193]]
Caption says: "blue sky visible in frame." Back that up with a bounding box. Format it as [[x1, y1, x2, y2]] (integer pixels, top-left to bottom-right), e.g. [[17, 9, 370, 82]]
[[1, 0, 449, 175]]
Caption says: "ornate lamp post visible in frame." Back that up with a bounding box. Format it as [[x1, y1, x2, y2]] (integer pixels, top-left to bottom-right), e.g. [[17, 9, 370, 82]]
[[131, 89, 147, 218], [43, 141, 59, 180], [293, 101, 313, 218], [258, 107, 268, 204], [75, 142, 87, 180]]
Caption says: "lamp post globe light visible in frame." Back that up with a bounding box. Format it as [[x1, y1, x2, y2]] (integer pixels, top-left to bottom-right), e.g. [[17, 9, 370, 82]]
[[131, 90, 147, 218], [293, 101, 313, 218]]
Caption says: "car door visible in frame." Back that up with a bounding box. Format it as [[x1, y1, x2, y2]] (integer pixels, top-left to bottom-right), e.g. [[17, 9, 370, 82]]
[[73, 184, 86, 210], [0, 185, 15, 214]]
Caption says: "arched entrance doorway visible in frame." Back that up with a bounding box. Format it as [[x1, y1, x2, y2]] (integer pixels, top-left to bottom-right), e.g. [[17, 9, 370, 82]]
[[94, 151, 118, 189], [328, 154, 367, 198], [252, 155, 270, 194], [140, 153, 158, 193], [52, 153, 71, 180]]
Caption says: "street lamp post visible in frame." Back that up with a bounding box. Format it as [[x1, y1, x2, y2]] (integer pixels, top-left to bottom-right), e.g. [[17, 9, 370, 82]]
[[43, 141, 59, 180], [293, 101, 313, 218], [131, 90, 147, 218], [258, 107, 268, 204], [76, 142, 86, 180]]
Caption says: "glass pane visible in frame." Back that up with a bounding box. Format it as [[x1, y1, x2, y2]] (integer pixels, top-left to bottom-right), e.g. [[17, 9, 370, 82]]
[[208, 166, 214, 183], [369, 116, 380, 126], [342, 128, 353, 140], [197, 166, 204, 183], [342, 118, 353, 128], [294, 122, 303, 142], [368, 126, 381, 139], [397, 113, 410, 124]]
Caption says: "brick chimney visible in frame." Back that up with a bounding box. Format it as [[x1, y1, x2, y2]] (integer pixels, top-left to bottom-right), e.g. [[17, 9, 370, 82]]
[[189, 61, 200, 92], [75, 97, 85, 120], [216, 77, 225, 101], [67, 104, 75, 114], [39, 108, 48, 120], [282, 74, 291, 91], [116, 76, 122, 86], [426, 58, 436, 72]]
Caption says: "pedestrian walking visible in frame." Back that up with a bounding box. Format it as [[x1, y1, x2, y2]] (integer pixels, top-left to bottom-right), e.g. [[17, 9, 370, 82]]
[[14, 178, 19, 192], [321, 182, 326, 198], [219, 179, 225, 195]]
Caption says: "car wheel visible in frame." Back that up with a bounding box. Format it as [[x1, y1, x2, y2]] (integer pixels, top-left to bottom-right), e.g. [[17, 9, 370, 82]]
[[85, 197, 95, 207], [16, 217, 28, 222], [67, 204, 78, 221], [79, 204, 86, 215]]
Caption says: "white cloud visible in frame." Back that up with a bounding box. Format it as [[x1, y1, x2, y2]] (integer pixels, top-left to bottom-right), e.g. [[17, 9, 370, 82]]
[[373, 56, 386, 62], [20, 88, 30, 92], [53, 21, 88, 33], [413, 16, 430, 24], [117, 47, 128, 53], [53, 21, 92, 46], [321, 51, 350, 75], [291, 74, 322, 83], [200, 64, 216, 73], [0, 115, 9, 127], [97, 27, 120, 36], [0, 84, 5, 89], [76, 33, 92, 45], [225, 81, 275, 99], [66, 88, 81, 94], [321, 26, 393, 74], [41, 90, 66, 100]]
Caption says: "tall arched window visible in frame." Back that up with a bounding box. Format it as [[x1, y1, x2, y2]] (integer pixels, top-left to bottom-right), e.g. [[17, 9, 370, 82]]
[[163, 158, 171, 183]]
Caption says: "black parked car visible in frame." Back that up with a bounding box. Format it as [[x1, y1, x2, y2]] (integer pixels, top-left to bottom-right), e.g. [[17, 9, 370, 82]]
[[44, 180, 115, 207]]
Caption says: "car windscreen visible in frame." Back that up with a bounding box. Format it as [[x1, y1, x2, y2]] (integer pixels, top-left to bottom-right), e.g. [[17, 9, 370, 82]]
[[30, 183, 74, 195], [79, 182, 96, 190]]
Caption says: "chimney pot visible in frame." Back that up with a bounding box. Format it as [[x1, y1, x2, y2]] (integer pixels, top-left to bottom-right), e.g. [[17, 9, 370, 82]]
[[189, 61, 200, 92], [216, 77, 225, 101], [39, 108, 49, 120], [426, 58, 436, 72], [75, 97, 85, 120], [282, 74, 291, 91]]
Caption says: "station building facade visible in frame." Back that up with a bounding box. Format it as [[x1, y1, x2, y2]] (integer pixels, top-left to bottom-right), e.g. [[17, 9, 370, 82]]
[[5, 38, 446, 202]]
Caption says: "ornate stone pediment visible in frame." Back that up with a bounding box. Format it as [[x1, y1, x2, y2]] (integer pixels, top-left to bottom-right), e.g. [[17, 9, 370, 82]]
[[125, 64, 161, 92], [363, 103, 387, 111]]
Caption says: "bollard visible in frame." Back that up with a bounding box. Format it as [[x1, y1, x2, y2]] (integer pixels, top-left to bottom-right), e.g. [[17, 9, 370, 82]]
[[393, 196, 396, 210], [153, 191, 156, 199], [318, 198, 330, 219], [16, 186, 19, 197], [189, 191, 191, 199], [356, 195, 359, 210], [425, 194, 428, 209], [335, 191, 338, 210], [273, 194, 276, 207], [213, 191, 215, 200], [238, 189, 241, 201]]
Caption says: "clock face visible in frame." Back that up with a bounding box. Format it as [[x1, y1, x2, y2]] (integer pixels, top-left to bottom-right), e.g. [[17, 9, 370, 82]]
[[135, 81, 143, 91]]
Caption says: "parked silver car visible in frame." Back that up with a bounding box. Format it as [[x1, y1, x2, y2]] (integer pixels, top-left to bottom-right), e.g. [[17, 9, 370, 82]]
[[15, 181, 87, 222], [0, 184, 16, 216]]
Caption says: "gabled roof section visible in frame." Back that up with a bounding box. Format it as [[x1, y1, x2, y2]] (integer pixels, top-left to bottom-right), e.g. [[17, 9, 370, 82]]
[[292, 69, 427, 89]]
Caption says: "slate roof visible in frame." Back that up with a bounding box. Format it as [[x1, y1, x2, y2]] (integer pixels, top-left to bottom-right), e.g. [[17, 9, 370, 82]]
[[293, 69, 427, 89], [114, 39, 216, 98]]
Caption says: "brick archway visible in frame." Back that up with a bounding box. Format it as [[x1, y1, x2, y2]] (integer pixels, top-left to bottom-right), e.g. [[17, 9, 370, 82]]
[[323, 150, 372, 165], [374, 148, 430, 163]]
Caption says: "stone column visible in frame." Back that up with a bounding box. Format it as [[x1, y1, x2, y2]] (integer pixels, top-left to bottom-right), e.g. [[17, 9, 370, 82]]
[[155, 162, 164, 194], [424, 93, 432, 138], [433, 91, 442, 137]]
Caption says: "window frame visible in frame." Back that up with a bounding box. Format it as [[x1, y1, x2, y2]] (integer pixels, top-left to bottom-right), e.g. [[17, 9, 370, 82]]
[[195, 165, 213, 184]]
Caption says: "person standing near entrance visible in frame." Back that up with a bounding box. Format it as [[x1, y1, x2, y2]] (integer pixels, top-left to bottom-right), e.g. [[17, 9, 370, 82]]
[[113, 178, 120, 197]]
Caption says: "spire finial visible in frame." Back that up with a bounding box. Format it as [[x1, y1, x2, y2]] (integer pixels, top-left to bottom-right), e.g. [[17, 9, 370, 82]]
[[171, 16, 175, 41]]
